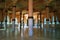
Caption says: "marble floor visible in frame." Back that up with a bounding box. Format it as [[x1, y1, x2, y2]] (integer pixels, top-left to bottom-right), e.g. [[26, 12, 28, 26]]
[[0, 24, 60, 40]]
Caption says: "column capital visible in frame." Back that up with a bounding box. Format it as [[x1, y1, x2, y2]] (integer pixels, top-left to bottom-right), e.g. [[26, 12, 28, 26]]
[[45, 5, 51, 8], [5, 20, 7, 22], [28, 16, 33, 19], [46, 19, 49, 21], [53, 10, 57, 12], [12, 19, 15, 21], [12, 5, 16, 8], [0, 8, 3, 11]]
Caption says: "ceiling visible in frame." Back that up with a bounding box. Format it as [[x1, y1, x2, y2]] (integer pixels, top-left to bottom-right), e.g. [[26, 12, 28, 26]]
[[0, 0, 55, 11], [0, 0, 60, 15], [0, 0, 60, 14]]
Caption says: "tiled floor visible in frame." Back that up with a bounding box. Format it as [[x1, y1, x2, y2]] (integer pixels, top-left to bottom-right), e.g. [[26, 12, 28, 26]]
[[0, 24, 60, 40]]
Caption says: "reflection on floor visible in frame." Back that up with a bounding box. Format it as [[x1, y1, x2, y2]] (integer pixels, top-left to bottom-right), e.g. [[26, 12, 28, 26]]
[[0, 24, 60, 40]]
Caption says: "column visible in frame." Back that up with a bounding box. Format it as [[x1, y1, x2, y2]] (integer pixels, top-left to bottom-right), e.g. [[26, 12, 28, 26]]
[[40, 12, 42, 29], [56, 16, 59, 24], [51, 12, 55, 24], [28, 0, 33, 36], [45, 0, 50, 24], [12, 6, 16, 32], [0, 9, 3, 29], [52, 16, 55, 24], [5, 10, 7, 30], [45, 6, 50, 31], [20, 10, 22, 33], [11, 0, 17, 32]]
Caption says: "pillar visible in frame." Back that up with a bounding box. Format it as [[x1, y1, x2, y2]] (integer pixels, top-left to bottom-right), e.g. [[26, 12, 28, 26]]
[[56, 16, 59, 24], [28, 0, 33, 36], [5, 10, 7, 30], [12, 6, 16, 32], [0, 9, 4, 29], [52, 16, 55, 24]]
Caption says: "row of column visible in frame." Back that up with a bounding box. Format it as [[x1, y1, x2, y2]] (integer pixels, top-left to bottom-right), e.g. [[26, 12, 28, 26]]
[[11, 0, 59, 36], [12, 0, 33, 36]]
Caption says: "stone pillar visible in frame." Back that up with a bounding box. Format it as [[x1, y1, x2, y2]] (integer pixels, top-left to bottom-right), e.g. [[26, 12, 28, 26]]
[[28, 0, 33, 36], [0, 9, 4, 29], [56, 16, 59, 24], [40, 12, 42, 29], [12, 6, 16, 32], [20, 10, 22, 32], [52, 16, 55, 24], [46, 6, 49, 19], [45, 6, 50, 31], [5, 10, 7, 30]]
